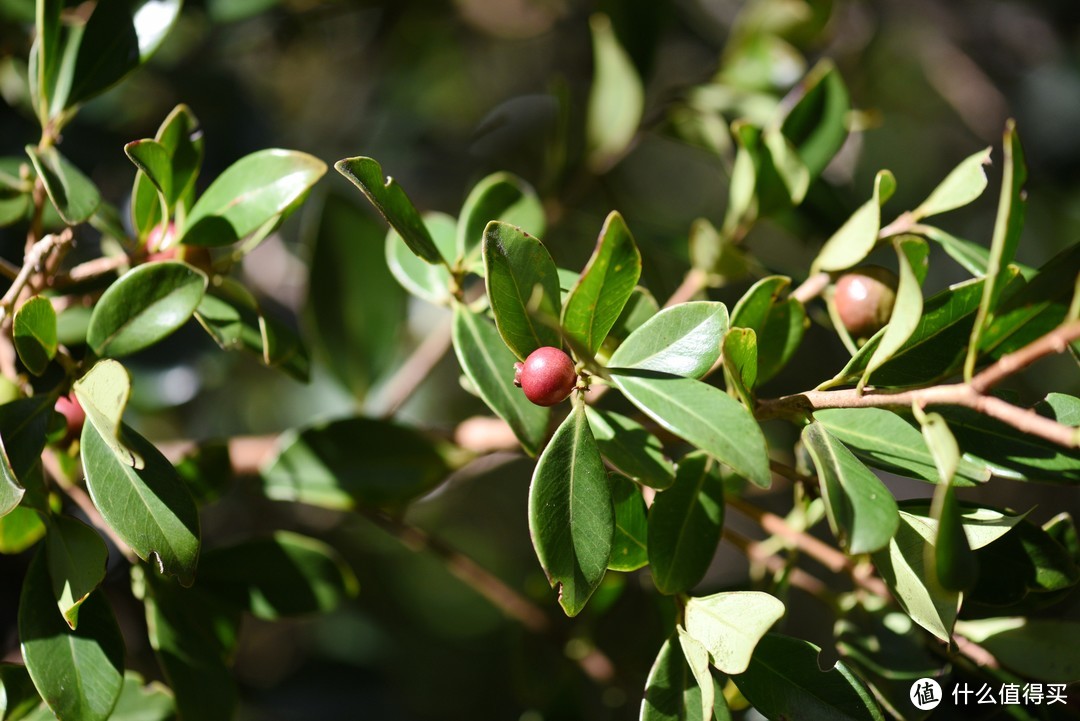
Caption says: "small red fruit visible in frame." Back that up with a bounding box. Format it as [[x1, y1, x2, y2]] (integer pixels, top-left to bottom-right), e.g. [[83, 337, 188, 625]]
[[834, 266, 898, 339], [55, 394, 85, 443], [514, 347, 577, 406], [145, 222, 212, 274]]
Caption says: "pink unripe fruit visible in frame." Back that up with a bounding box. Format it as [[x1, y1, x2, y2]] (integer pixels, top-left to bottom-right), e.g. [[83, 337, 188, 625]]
[[834, 266, 898, 338], [55, 395, 85, 442], [513, 347, 577, 406]]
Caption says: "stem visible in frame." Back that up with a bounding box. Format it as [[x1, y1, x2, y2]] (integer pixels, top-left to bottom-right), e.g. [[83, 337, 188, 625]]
[[377, 316, 454, 419], [790, 271, 830, 304], [53, 253, 131, 287], [722, 526, 831, 601], [970, 319, 1080, 393], [1, 230, 72, 320]]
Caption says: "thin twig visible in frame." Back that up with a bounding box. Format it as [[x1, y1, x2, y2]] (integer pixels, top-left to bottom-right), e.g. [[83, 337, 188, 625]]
[[722, 527, 830, 599], [790, 272, 830, 304], [1, 229, 72, 320], [970, 319, 1080, 393], [663, 268, 709, 308], [378, 316, 454, 419], [53, 253, 130, 287]]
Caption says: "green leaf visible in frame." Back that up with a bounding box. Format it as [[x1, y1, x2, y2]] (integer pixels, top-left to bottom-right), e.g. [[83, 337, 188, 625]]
[[608, 302, 728, 379], [859, 236, 928, 391], [606, 286, 659, 348], [457, 171, 545, 269], [897, 501, 1026, 550], [109, 672, 175, 721], [722, 327, 757, 407], [307, 194, 406, 395], [144, 577, 238, 721], [919, 225, 991, 276], [0, 395, 56, 514], [87, 261, 207, 358], [562, 211, 642, 357], [733, 634, 884, 721], [195, 277, 310, 382], [181, 149, 325, 247], [13, 297, 56, 376], [528, 402, 613, 616], [812, 170, 896, 273], [261, 416, 449, 511], [955, 618, 1080, 683], [123, 139, 172, 217], [871, 511, 961, 641], [0, 662, 42, 721], [813, 408, 990, 486], [386, 212, 457, 304], [0, 506, 46, 553], [729, 276, 806, 385], [198, 531, 357, 619], [721, 123, 762, 237], [965, 120, 1027, 379], [967, 515, 1079, 608], [683, 591, 785, 674], [452, 304, 549, 457], [131, 104, 204, 240], [641, 636, 727, 721], [334, 156, 444, 264], [586, 13, 643, 172], [33, 0, 62, 122], [802, 422, 899, 555], [913, 146, 992, 219], [25, 145, 100, 225], [609, 474, 648, 572], [19, 550, 124, 721], [676, 628, 717, 721], [72, 359, 139, 470], [81, 420, 200, 585], [688, 218, 753, 285], [648, 452, 724, 595], [585, 406, 674, 490], [609, 373, 770, 488], [763, 126, 809, 204], [482, 220, 562, 360], [779, 60, 850, 179], [44, 514, 108, 629]]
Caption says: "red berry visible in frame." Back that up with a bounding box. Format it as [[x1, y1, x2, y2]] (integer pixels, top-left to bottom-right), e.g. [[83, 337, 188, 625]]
[[834, 266, 898, 339], [515, 347, 576, 406], [146, 222, 177, 254], [55, 394, 85, 443]]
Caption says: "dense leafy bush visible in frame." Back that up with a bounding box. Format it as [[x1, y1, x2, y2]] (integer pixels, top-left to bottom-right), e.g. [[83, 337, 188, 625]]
[[0, 1, 1078, 720]]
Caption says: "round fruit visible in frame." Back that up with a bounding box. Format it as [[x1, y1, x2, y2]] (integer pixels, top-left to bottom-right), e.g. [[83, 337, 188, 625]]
[[834, 266, 898, 338], [513, 347, 577, 406], [55, 394, 85, 443]]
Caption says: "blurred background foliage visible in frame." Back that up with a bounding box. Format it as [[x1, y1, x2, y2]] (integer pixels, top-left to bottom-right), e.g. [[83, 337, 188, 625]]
[[2, 0, 1080, 718]]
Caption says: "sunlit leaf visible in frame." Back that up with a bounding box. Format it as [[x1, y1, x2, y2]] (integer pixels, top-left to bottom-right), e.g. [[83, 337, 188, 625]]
[[608, 302, 728, 379], [684, 592, 785, 675], [913, 147, 992, 220], [812, 170, 896, 273], [586, 13, 643, 172]]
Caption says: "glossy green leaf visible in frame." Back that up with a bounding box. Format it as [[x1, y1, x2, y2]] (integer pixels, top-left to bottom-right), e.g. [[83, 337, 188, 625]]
[[676, 628, 716, 721], [131, 104, 204, 240], [860, 236, 928, 391], [913, 147, 992, 219], [684, 591, 785, 674], [608, 302, 728, 379], [585, 406, 674, 489], [262, 416, 449, 511], [609, 474, 648, 572], [87, 261, 207, 357], [812, 170, 896, 273], [779, 60, 850, 179], [82, 420, 200, 585], [967, 515, 1079, 608], [307, 194, 406, 395], [0, 662, 41, 721], [871, 511, 960, 641], [917, 411, 976, 591], [648, 452, 724, 595], [482, 220, 562, 360], [0, 395, 55, 515], [641, 637, 728, 721], [195, 277, 310, 382], [813, 408, 990, 485], [586, 13, 643, 172], [562, 211, 642, 356], [334, 156, 443, 264], [729, 276, 805, 385], [25, 145, 100, 225], [109, 672, 175, 721], [955, 618, 1080, 683], [452, 304, 549, 456], [457, 171, 545, 268], [733, 634, 884, 721], [198, 531, 357, 619], [19, 550, 123, 721], [124, 139, 172, 216], [45, 515, 107, 629], [13, 297, 56, 376], [965, 120, 1027, 379], [919, 225, 990, 276], [180, 149, 323, 247], [528, 402, 613, 616], [386, 212, 456, 304], [803, 422, 898, 555], [144, 578, 237, 721], [722, 328, 757, 407], [0, 506, 46, 553], [610, 373, 770, 488]]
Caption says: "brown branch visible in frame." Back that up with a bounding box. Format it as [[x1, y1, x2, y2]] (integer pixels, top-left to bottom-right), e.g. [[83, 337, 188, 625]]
[[970, 319, 1080, 393], [722, 527, 829, 599], [663, 268, 709, 308], [53, 253, 130, 287], [377, 316, 454, 419], [1, 229, 73, 320], [790, 272, 830, 304]]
